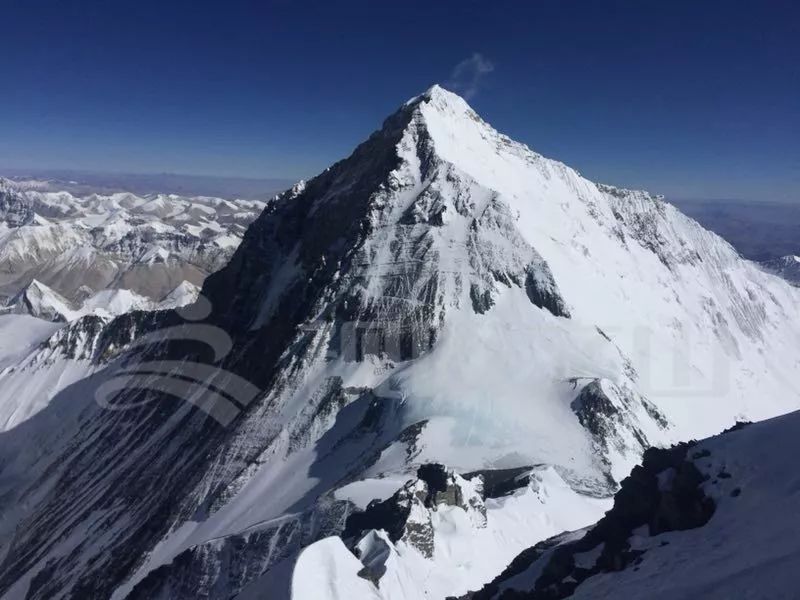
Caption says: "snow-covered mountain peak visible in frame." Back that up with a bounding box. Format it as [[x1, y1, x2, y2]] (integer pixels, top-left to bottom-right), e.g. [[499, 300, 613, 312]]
[[1, 89, 799, 600], [204, 86, 800, 476], [159, 280, 201, 308], [404, 84, 546, 174], [6, 278, 75, 322], [409, 83, 475, 114], [761, 254, 800, 286], [187, 88, 799, 496]]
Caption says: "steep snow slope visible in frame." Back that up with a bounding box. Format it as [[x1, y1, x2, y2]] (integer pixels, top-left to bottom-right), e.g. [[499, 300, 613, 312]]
[[0, 315, 61, 369], [0, 279, 203, 432], [463, 411, 800, 600], [0, 86, 798, 600], [0, 179, 268, 303], [0, 313, 116, 432]]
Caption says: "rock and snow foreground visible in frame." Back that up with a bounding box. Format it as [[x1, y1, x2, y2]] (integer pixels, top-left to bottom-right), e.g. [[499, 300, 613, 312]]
[[290, 465, 609, 600], [0, 85, 798, 599], [302, 412, 800, 600], [460, 412, 800, 600]]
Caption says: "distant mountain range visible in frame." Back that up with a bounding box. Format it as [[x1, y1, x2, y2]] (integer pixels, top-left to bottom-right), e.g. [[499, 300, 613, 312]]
[[0, 177, 267, 306], [0, 168, 293, 201]]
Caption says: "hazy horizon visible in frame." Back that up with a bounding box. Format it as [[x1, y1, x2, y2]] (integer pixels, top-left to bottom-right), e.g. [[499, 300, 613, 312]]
[[1, 164, 794, 206], [0, 166, 294, 200]]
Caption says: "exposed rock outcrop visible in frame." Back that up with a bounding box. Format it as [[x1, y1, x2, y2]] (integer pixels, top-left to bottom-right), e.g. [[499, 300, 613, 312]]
[[463, 442, 716, 599], [344, 464, 486, 560]]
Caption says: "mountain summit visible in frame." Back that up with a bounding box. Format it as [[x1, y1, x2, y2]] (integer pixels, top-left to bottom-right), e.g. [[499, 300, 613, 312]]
[[0, 87, 798, 599]]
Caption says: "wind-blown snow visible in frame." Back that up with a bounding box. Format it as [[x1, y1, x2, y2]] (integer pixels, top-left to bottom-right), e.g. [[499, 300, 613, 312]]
[[2, 279, 201, 323]]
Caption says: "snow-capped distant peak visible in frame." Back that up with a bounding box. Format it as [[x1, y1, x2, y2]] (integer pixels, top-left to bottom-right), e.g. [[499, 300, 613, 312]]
[[768, 254, 800, 266], [3, 280, 158, 322], [761, 254, 800, 285], [159, 280, 201, 309], [5, 279, 76, 322], [79, 288, 154, 319]]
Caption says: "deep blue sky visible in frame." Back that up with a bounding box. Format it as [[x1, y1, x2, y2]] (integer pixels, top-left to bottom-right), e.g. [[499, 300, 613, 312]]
[[1, 0, 797, 201]]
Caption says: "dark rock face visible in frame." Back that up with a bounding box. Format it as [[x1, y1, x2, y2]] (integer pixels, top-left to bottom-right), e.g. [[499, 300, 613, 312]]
[[342, 465, 433, 546], [570, 379, 669, 485], [470, 283, 495, 314], [571, 380, 625, 442], [343, 464, 486, 560], [609, 446, 714, 537], [0, 96, 428, 596], [462, 466, 535, 499], [463, 191, 571, 320], [126, 497, 352, 600], [0, 180, 34, 227], [42, 314, 110, 360], [417, 463, 454, 505], [524, 265, 570, 318], [463, 443, 715, 600]]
